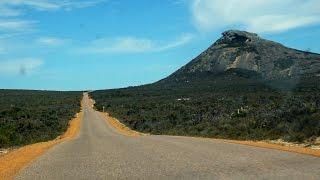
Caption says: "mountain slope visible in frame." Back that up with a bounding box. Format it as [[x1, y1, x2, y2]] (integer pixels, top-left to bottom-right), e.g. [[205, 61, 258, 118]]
[[91, 30, 320, 143], [166, 30, 320, 81]]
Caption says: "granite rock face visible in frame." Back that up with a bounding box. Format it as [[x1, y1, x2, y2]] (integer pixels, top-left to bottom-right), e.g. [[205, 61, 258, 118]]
[[172, 30, 320, 80]]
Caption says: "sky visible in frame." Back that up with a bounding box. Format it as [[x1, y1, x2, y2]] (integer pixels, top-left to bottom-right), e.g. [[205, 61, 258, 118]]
[[0, 0, 319, 91]]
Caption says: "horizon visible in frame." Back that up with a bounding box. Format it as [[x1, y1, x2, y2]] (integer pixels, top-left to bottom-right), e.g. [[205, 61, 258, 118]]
[[1, 0, 320, 91]]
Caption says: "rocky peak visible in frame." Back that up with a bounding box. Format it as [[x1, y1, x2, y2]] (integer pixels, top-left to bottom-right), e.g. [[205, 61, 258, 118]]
[[167, 29, 320, 81], [214, 30, 260, 47], [223, 30, 258, 38]]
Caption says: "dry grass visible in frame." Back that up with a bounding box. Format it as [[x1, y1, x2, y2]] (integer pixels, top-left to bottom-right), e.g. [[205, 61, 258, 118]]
[[0, 97, 84, 180]]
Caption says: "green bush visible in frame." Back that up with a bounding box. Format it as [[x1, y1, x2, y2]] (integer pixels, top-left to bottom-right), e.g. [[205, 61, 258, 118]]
[[90, 74, 320, 142], [0, 90, 81, 148]]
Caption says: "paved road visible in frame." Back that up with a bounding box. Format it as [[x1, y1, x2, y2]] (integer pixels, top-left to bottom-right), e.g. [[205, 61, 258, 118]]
[[17, 95, 320, 180]]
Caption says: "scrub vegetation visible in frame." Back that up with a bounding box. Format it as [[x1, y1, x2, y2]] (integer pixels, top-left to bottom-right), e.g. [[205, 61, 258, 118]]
[[0, 90, 82, 148], [91, 70, 320, 143]]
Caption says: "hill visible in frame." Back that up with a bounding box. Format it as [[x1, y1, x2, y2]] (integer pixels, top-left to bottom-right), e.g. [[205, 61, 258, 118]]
[[91, 30, 320, 143], [166, 30, 320, 81]]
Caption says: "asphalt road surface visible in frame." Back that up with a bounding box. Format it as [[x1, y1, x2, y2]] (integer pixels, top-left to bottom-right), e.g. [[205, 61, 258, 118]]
[[17, 95, 320, 180]]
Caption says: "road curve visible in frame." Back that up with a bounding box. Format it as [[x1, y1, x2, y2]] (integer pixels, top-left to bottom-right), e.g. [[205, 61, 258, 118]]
[[17, 95, 320, 179]]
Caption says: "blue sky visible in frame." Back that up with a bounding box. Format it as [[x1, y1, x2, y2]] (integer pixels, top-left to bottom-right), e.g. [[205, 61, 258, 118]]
[[0, 0, 319, 91]]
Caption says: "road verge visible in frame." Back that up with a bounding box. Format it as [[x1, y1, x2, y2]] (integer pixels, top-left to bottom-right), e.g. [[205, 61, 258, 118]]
[[97, 112, 145, 137], [96, 109, 320, 157], [88, 95, 144, 137], [223, 139, 320, 157]]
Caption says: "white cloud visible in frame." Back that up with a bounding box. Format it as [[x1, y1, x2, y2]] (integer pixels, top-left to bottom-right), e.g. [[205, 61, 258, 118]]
[[157, 34, 194, 51], [60, 0, 106, 10], [0, 6, 22, 16], [36, 37, 68, 46], [0, 19, 35, 32], [88, 37, 154, 53], [77, 34, 194, 54], [0, 39, 5, 53], [192, 0, 320, 33], [0, 0, 105, 13], [173, 0, 187, 6], [0, 1, 105, 33], [0, 58, 43, 75], [0, 46, 4, 54]]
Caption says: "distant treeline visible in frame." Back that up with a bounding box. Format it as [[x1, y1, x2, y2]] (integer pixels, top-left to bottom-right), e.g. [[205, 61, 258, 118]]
[[91, 71, 320, 143], [0, 90, 82, 148]]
